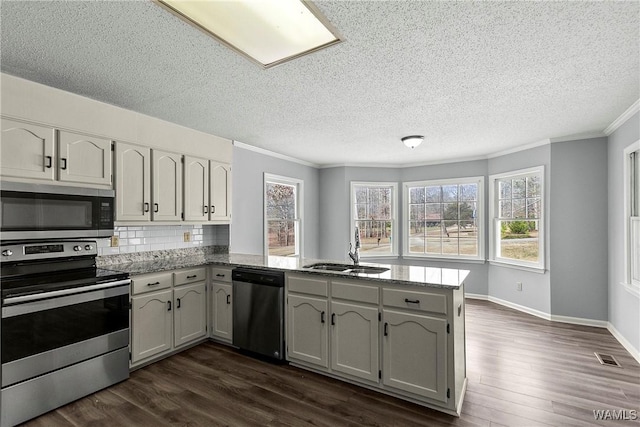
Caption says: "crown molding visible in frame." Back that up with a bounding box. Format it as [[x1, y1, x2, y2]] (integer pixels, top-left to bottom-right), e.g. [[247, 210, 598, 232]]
[[549, 131, 606, 143], [232, 140, 320, 168], [604, 99, 640, 136], [486, 138, 551, 159]]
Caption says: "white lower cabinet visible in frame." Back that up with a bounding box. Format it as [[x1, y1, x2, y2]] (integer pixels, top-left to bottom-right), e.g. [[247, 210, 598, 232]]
[[287, 294, 329, 369], [285, 273, 465, 415], [130, 268, 207, 367], [174, 282, 207, 347], [211, 282, 233, 342], [331, 301, 379, 382], [131, 289, 173, 364], [382, 309, 448, 402]]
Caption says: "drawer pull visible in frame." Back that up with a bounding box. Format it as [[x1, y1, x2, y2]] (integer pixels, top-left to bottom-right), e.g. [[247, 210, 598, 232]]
[[147, 281, 160, 286], [186, 275, 198, 279], [404, 298, 420, 304], [216, 274, 225, 277]]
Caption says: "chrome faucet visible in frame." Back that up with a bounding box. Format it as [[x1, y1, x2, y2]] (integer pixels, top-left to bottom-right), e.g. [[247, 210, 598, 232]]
[[348, 227, 360, 265]]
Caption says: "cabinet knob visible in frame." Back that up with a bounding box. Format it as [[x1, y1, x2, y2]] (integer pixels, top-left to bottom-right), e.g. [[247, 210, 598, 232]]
[[2, 250, 13, 257], [84, 245, 94, 251], [73, 245, 82, 251]]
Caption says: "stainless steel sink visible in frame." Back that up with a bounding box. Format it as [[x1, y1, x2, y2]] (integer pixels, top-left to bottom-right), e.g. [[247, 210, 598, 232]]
[[303, 263, 389, 274]]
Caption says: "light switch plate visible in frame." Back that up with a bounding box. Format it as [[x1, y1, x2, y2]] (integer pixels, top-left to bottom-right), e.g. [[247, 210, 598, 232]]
[[183, 232, 191, 242]]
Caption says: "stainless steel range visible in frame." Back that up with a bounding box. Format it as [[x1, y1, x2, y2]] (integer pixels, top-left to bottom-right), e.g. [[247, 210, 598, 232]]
[[0, 241, 130, 427]]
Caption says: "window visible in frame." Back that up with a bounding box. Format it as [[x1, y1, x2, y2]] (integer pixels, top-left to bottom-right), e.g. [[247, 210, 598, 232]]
[[264, 174, 303, 257], [489, 166, 544, 271], [404, 177, 484, 260], [351, 182, 398, 257], [624, 143, 640, 292]]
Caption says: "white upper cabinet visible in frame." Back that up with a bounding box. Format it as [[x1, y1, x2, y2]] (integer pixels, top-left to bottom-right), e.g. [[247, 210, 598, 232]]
[[1, 118, 112, 188], [0, 118, 55, 181], [57, 130, 112, 186], [183, 156, 209, 222], [152, 150, 182, 222], [115, 142, 151, 221], [210, 161, 231, 221]]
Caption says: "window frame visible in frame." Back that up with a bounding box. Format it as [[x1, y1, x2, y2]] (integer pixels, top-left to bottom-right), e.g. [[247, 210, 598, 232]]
[[623, 141, 640, 297], [264, 173, 303, 257], [350, 181, 399, 258], [402, 176, 485, 262], [489, 165, 545, 272]]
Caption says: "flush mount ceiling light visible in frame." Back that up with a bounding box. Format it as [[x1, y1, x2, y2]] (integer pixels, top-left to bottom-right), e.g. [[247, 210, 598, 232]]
[[402, 135, 424, 149], [155, 0, 342, 69]]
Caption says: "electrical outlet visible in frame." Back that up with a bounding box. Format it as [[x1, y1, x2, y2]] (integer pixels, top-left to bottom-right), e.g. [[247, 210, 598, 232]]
[[183, 232, 191, 242], [110, 236, 119, 247], [516, 282, 523, 291]]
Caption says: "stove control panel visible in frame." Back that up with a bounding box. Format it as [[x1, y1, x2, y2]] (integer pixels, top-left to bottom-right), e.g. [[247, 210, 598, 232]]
[[0, 241, 98, 262]]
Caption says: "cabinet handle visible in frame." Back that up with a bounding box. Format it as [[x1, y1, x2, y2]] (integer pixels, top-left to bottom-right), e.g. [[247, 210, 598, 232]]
[[211, 205, 215, 214], [216, 274, 225, 278], [147, 281, 160, 287], [331, 313, 336, 325], [226, 294, 231, 305], [384, 322, 388, 336], [204, 206, 209, 215], [404, 298, 420, 304], [187, 275, 198, 279], [45, 156, 52, 168], [177, 298, 181, 309], [60, 158, 68, 170], [154, 203, 159, 213], [320, 311, 325, 324], [167, 301, 172, 311], [143, 202, 150, 213]]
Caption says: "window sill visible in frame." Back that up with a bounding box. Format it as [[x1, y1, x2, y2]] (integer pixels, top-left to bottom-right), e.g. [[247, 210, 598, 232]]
[[402, 255, 486, 265], [489, 260, 546, 274], [621, 282, 640, 298], [359, 254, 399, 260]]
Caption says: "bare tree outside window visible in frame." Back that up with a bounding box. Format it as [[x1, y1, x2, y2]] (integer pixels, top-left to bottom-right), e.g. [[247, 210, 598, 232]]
[[266, 180, 299, 256], [353, 184, 396, 255]]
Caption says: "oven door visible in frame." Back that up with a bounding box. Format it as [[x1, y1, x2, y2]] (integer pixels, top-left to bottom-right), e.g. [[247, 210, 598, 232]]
[[0, 181, 114, 240], [1, 279, 130, 387]]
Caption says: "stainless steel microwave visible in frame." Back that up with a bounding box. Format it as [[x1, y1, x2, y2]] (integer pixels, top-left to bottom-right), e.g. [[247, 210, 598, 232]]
[[0, 181, 114, 241]]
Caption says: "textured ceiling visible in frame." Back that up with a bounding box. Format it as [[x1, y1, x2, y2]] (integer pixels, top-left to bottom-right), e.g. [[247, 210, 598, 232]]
[[1, 1, 638, 167]]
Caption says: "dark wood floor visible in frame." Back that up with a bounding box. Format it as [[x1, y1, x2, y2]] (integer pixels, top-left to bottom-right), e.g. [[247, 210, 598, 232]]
[[22, 299, 640, 426]]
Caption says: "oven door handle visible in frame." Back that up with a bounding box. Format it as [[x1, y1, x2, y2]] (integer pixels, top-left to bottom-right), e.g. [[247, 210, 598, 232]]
[[3, 279, 131, 306]]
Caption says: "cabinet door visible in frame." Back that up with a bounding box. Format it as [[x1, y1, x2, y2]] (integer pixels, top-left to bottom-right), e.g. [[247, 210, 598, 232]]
[[209, 161, 231, 221], [152, 150, 182, 221], [58, 130, 112, 186], [382, 310, 448, 402], [174, 282, 207, 347], [183, 156, 209, 221], [115, 142, 151, 221], [0, 118, 55, 181], [131, 289, 173, 364], [287, 294, 328, 369], [211, 282, 233, 341], [331, 301, 379, 382]]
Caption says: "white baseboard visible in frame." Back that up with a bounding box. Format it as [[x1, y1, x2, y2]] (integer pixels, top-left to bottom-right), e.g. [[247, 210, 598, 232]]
[[607, 322, 640, 365], [465, 293, 639, 363]]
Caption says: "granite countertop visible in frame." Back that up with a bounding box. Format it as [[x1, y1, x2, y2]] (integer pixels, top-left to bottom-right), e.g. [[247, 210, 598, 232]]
[[103, 253, 469, 290]]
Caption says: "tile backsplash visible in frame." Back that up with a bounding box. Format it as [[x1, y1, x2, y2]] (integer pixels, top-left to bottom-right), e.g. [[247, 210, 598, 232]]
[[97, 224, 229, 256]]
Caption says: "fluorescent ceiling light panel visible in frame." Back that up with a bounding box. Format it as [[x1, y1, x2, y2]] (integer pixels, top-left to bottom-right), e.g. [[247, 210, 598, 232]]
[[156, 0, 342, 68]]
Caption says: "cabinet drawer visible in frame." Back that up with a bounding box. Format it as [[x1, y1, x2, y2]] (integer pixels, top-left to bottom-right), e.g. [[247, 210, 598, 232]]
[[288, 275, 328, 297], [382, 288, 447, 315], [131, 272, 172, 295], [210, 267, 232, 283], [331, 280, 379, 305], [174, 267, 206, 286]]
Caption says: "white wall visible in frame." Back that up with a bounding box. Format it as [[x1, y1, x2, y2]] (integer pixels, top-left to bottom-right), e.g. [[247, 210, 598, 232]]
[[608, 112, 640, 356], [231, 145, 320, 258]]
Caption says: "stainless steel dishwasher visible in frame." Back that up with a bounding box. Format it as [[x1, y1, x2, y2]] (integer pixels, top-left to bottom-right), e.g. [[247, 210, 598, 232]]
[[232, 268, 285, 361]]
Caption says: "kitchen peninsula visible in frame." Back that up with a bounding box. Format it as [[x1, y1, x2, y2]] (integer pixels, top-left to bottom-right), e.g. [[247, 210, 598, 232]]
[[102, 252, 469, 416]]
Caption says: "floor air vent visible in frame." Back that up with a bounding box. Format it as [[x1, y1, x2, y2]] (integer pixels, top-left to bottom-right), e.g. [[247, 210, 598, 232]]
[[595, 352, 621, 367]]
